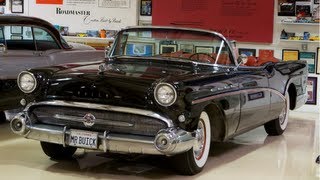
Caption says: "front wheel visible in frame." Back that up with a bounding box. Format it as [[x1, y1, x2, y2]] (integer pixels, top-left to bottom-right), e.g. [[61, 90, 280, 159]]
[[171, 111, 211, 175], [264, 92, 289, 136], [40, 141, 77, 160]]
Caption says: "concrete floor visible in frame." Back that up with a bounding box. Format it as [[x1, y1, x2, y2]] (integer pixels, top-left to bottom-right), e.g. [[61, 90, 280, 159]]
[[0, 111, 318, 180]]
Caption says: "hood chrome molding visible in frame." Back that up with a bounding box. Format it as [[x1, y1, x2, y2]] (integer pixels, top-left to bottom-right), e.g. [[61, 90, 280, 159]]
[[24, 100, 174, 127]]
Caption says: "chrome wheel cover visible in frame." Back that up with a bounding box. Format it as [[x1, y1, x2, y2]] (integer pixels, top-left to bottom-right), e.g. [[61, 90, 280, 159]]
[[194, 119, 206, 160]]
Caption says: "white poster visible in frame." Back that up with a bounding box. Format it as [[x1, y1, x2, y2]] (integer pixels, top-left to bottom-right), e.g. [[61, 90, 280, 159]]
[[28, 0, 137, 33]]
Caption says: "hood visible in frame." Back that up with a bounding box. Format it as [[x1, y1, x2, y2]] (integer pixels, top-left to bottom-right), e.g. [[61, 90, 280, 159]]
[[44, 59, 195, 108]]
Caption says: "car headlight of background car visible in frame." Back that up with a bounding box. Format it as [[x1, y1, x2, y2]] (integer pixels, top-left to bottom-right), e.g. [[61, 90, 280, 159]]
[[17, 71, 37, 93], [154, 83, 177, 106]]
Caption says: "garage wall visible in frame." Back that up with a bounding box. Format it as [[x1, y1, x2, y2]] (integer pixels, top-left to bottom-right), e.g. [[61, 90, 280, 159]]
[[2, 0, 139, 32]]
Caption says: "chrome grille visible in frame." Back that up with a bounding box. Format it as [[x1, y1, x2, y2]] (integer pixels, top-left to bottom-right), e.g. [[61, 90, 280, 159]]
[[30, 106, 167, 136]]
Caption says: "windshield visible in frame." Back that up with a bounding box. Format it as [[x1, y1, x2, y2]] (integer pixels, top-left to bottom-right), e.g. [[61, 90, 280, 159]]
[[110, 28, 234, 65]]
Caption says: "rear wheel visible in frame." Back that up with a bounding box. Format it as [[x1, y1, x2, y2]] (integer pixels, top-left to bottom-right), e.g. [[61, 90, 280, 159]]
[[40, 141, 77, 159], [171, 111, 211, 175], [264, 92, 289, 136]]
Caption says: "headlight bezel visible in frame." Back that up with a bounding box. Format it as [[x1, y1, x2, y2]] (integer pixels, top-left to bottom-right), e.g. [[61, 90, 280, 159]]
[[154, 83, 177, 107], [17, 71, 37, 94]]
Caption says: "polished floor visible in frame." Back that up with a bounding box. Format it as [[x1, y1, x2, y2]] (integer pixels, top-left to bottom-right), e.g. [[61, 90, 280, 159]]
[[0, 111, 318, 180]]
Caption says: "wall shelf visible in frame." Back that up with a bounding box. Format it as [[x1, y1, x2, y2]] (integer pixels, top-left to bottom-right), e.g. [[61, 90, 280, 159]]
[[280, 39, 320, 43], [280, 22, 320, 26]]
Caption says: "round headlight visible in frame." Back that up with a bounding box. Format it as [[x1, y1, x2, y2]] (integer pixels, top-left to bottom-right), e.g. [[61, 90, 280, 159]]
[[154, 83, 177, 107], [17, 71, 37, 93]]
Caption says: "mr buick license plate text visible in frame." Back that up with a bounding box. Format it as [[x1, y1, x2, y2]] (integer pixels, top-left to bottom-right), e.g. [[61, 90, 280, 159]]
[[69, 129, 98, 149]]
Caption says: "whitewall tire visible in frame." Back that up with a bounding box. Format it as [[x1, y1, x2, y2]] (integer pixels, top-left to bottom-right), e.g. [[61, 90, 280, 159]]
[[171, 111, 211, 175], [264, 92, 289, 136]]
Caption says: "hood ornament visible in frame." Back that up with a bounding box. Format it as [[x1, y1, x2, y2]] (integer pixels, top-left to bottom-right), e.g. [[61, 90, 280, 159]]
[[83, 113, 96, 127]]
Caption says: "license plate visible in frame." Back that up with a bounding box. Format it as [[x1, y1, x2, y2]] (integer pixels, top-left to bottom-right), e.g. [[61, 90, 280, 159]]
[[69, 129, 98, 149]]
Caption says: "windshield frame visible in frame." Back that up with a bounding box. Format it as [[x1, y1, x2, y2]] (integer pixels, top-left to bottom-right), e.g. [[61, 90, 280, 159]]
[[108, 26, 237, 67]]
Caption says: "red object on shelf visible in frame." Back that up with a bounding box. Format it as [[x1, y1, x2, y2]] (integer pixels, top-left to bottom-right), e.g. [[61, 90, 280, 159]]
[[36, 0, 63, 4], [152, 0, 274, 43]]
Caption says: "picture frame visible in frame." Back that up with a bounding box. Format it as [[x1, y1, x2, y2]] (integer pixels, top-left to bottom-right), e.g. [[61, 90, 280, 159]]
[[259, 49, 274, 61], [11, 0, 24, 13], [300, 52, 316, 73], [295, 2, 312, 17], [282, 49, 300, 61], [180, 44, 194, 53], [138, 20, 152, 26], [317, 47, 320, 74], [315, 0, 319, 4], [238, 48, 256, 57], [140, 0, 152, 16], [125, 42, 154, 56], [195, 46, 214, 54], [10, 26, 22, 34], [306, 77, 317, 105], [160, 44, 177, 54], [278, 2, 295, 16], [0, 0, 5, 6]]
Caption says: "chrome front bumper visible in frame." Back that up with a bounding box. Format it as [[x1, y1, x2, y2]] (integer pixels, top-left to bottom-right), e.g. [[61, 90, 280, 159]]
[[10, 113, 196, 156]]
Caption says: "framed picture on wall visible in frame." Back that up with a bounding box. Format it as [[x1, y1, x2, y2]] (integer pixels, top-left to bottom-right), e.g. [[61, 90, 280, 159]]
[[306, 77, 317, 105], [11, 0, 23, 13], [180, 44, 194, 53], [126, 42, 154, 56], [10, 26, 22, 34], [315, 0, 319, 4], [317, 47, 320, 74], [300, 52, 316, 73], [160, 44, 177, 54], [195, 46, 214, 54], [238, 48, 256, 57], [282, 49, 300, 61], [0, 0, 6, 6], [140, 0, 152, 16]]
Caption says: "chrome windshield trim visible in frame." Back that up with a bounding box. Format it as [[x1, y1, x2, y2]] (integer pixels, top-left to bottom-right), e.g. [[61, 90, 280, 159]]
[[192, 88, 285, 105], [110, 26, 237, 66], [24, 100, 174, 127]]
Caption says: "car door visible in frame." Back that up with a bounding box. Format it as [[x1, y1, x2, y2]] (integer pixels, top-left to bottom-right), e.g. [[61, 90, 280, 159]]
[[235, 66, 271, 132], [0, 25, 51, 80]]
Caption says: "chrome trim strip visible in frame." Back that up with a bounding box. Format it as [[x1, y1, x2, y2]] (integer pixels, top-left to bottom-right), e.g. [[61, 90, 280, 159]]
[[192, 88, 285, 105], [24, 100, 174, 127], [62, 126, 67, 147], [53, 114, 134, 127]]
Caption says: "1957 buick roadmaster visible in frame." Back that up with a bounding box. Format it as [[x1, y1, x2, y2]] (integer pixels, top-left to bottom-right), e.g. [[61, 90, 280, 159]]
[[10, 27, 308, 175], [0, 15, 105, 121]]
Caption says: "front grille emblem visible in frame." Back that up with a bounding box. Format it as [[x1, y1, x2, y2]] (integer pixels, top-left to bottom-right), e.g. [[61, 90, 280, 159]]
[[83, 113, 95, 127]]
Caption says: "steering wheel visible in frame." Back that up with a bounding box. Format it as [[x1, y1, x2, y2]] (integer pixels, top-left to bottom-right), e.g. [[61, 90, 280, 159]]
[[189, 53, 215, 63]]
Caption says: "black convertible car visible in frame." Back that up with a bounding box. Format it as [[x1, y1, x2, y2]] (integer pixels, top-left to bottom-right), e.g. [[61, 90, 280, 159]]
[[10, 27, 308, 175]]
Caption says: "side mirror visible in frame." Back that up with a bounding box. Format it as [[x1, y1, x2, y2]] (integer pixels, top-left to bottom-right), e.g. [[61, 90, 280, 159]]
[[234, 54, 248, 70], [0, 43, 7, 54], [237, 54, 248, 65]]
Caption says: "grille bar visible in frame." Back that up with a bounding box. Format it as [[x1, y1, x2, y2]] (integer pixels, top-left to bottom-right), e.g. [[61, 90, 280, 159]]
[[53, 114, 134, 127]]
